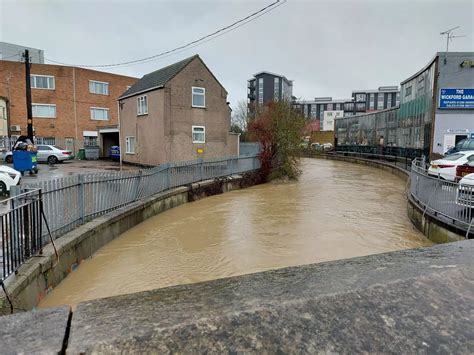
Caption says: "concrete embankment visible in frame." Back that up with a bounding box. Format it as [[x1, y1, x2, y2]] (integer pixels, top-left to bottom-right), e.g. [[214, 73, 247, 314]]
[[0, 172, 262, 315], [305, 153, 466, 243], [1, 240, 473, 353]]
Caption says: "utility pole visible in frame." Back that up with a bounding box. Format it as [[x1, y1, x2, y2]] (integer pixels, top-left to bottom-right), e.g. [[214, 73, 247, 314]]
[[23, 49, 34, 142]]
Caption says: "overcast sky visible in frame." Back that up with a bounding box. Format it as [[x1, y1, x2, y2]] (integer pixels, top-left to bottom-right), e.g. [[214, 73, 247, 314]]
[[1, 0, 473, 109]]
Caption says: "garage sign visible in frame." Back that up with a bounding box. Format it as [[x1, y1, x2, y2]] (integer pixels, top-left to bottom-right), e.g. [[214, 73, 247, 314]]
[[439, 88, 474, 109]]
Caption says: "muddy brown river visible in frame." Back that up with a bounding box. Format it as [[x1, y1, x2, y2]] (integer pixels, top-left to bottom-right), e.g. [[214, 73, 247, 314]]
[[39, 158, 432, 308]]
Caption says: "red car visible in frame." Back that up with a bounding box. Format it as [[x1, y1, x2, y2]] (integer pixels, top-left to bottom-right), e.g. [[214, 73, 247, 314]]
[[455, 162, 474, 182]]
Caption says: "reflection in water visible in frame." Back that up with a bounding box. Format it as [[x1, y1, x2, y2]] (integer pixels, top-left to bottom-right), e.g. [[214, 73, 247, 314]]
[[39, 158, 431, 308]]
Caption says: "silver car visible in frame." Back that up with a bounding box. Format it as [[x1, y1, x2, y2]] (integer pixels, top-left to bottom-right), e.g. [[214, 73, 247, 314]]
[[5, 145, 74, 164]]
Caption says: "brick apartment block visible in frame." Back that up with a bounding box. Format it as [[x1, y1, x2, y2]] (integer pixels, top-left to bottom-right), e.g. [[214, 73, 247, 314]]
[[0, 60, 137, 156]]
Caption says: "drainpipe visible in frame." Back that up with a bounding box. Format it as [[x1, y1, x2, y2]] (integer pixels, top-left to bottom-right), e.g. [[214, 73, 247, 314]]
[[72, 67, 78, 154], [118, 100, 122, 171]]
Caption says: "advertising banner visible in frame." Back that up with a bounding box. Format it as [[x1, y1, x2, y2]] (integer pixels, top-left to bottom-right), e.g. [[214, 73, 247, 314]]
[[439, 88, 474, 109]]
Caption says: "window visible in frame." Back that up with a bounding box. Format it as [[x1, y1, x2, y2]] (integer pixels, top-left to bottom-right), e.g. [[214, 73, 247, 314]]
[[0, 106, 6, 119], [32, 104, 56, 118], [274, 77, 280, 101], [355, 93, 366, 102], [36, 145, 52, 151], [192, 126, 205, 143], [192, 87, 206, 108], [84, 136, 98, 146], [405, 86, 412, 97], [89, 80, 109, 95], [36, 137, 56, 145], [90, 107, 109, 120], [377, 93, 384, 110], [258, 78, 263, 104], [31, 75, 55, 90], [137, 95, 148, 115], [125, 136, 135, 154], [369, 94, 375, 110]]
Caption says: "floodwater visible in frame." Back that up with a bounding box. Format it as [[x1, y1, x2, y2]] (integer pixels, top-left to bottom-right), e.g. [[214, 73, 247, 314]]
[[39, 158, 432, 308]]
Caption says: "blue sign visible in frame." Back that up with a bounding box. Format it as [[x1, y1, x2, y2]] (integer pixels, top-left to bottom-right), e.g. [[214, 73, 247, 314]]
[[439, 88, 474, 109], [471, 133, 474, 139]]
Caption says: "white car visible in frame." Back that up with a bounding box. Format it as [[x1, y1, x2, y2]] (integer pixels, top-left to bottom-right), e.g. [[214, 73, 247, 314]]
[[456, 173, 474, 208], [0, 165, 21, 196], [428, 151, 474, 181], [5, 144, 74, 164]]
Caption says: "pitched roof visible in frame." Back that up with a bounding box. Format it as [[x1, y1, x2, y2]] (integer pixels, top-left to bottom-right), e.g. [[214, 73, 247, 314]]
[[118, 55, 198, 99]]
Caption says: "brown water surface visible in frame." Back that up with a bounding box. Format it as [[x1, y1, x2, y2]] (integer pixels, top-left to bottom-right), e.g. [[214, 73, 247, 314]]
[[39, 158, 431, 308]]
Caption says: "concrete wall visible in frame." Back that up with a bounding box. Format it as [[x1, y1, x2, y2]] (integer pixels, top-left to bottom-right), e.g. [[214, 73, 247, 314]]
[[0, 173, 260, 315]]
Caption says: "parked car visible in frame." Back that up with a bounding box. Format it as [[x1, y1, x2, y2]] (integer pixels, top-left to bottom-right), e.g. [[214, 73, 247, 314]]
[[0, 165, 21, 196], [455, 160, 474, 182], [456, 173, 474, 208], [445, 138, 474, 155], [5, 145, 73, 164], [428, 151, 474, 181], [322, 143, 333, 151]]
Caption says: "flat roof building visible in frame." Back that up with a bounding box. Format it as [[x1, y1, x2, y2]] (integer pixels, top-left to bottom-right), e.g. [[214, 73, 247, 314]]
[[0, 42, 44, 64], [247, 71, 293, 115]]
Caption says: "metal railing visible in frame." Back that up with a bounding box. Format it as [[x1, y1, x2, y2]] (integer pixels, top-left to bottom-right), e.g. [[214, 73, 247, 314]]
[[18, 154, 260, 242], [0, 189, 43, 280], [409, 159, 473, 238], [331, 150, 415, 171]]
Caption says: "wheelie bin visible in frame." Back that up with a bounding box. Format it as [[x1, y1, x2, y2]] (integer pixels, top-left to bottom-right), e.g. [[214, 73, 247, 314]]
[[13, 150, 38, 175]]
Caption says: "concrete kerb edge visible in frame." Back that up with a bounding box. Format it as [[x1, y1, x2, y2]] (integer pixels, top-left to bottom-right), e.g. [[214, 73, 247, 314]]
[[0, 173, 256, 315]]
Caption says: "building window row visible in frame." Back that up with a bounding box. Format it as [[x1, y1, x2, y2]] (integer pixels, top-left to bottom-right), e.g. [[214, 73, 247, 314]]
[[89, 80, 109, 95], [125, 136, 135, 154], [31, 75, 55, 90], [192, 126, 205, 143], [258, 78, 263, 104], [274, 77, 279, 101], [32, 103, 56, 118], [90, 107, 109, 121], [192, 87, 206, 108], [137, 95, 148, 116]]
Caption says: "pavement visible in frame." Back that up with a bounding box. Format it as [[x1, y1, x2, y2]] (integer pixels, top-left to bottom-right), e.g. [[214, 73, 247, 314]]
[[1, 159, 139, 184]]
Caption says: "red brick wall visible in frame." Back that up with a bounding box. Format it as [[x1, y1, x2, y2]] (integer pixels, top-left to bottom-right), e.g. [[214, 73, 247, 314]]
[[0, 60, 137, 151]]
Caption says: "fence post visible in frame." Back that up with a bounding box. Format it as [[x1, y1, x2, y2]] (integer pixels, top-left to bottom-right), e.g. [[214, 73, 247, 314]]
[[200, 158, 204, 181], [166, 163, 171, 189], [230, 157, 234, 176], [78, 174, 85, 224], [134, 170, 142, 201]]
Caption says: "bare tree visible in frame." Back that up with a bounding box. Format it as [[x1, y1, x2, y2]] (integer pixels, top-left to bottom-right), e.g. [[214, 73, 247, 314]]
[[231, 100, 250, 139]]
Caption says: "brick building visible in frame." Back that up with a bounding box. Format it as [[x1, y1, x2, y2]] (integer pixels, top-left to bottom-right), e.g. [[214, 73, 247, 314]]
[[119, 55, 238, 166], [0, 60, 137, 156]]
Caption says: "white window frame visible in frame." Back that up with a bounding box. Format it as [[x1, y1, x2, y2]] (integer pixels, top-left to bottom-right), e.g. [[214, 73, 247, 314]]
[[31, 74, 55, 90], [90, 107, 110, 121], [125, 136, 135, 154], [89, 80, 109, 95], [192, 87, 206, 108], [32, 103, 56, 118], [137, 95, 148, 116], [192, 125, 206, 144]]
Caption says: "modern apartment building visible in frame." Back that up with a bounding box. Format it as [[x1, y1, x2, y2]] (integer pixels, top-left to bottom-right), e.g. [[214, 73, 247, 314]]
[[247, 71, 293, 115], [0, 60, 137, 156], [0, 42, 44, 64], [351, 86, 400, 114], [294, 86, 400, 132]]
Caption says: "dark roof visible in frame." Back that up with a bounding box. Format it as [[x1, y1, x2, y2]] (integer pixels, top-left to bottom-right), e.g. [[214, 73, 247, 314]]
[[119, 55, 198, 99]]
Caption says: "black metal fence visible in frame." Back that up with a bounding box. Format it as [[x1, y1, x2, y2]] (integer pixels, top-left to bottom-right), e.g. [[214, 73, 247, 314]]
[[335, 145, 428, 161], [0, 189, 43, 281]]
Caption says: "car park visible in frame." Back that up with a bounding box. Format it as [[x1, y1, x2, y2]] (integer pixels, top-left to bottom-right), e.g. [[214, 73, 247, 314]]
[[428, 151, 474, 181], [0, 165, 21, 196], [5, 145, 73, 164]]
